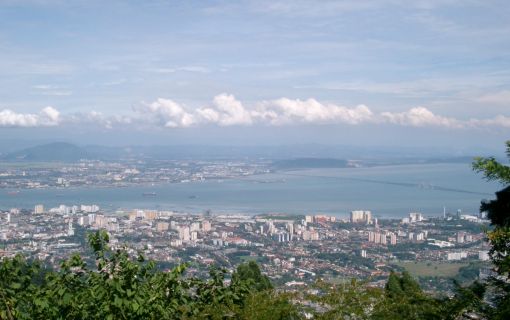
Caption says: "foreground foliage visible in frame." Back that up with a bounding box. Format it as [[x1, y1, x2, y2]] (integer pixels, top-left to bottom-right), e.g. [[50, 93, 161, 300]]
[[0, 230, 489, 320], [472, 140, 510, 319], [0, 230, 297, 319], [311, 272, 486, 320]]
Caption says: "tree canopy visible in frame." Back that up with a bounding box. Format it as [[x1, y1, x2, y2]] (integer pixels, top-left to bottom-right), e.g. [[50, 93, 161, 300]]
[[0, 230, 297, 320], [472, 140, 510, 319]]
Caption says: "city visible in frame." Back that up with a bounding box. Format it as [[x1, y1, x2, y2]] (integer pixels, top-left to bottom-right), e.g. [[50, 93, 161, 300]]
[[0, 158, 270, 189], [0, 202, 491, 294]]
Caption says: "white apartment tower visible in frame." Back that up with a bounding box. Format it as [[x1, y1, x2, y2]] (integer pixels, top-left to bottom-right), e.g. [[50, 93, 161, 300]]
[[34, 204, 44, 214], [350, 210, 372, 224]]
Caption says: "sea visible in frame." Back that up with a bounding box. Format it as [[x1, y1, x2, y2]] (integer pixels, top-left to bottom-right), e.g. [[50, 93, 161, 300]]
[[0, 163, 501, 219]]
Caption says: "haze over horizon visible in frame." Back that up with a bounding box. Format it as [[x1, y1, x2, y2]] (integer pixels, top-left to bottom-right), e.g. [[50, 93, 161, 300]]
[[0, 1, 509, 150]]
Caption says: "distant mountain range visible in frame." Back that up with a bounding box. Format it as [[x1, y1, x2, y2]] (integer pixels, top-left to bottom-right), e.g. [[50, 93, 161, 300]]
[[0, 141, 480, 165], [3, 142, 89, 162]]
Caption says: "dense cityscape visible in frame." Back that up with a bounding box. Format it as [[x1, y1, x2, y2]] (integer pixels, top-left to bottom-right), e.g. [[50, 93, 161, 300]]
[[1, 200, 492, 294]]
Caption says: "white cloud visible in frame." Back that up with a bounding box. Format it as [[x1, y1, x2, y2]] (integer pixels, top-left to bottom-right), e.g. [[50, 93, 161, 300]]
[[147, 66, 210, 74], [477, 90, 510, 105], [178, 66, 210, 73], [148, 68, 177, 74], [381, 107, 462, 128], [136, 98, 196, 128], [40, 106, 60, 124], [1, 94, 509, 130], [36, 91, 73, 96], [197, 93, 253, 126], [65, 110, 133, 129], [33, 84, 57, 90], [31, 84, 72, 96], [256, 98, 374, 125], [468, 115, 510, 128], [0, 106, 60, 127]]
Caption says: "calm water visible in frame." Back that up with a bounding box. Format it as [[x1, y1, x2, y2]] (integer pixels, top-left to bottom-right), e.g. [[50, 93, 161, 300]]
[[0, 163, 500, 218]]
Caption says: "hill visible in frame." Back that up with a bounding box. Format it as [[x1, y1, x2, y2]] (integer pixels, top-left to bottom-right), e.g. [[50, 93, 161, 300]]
[[3, 142, 89, 162]]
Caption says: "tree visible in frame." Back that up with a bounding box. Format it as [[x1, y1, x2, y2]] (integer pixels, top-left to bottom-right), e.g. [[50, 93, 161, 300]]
[[373, 271, 443, 320], [473, 140, 510, 319], [0, 231, 296, 319], [232, 260, 273, 292], [312, 279, 385, 320]]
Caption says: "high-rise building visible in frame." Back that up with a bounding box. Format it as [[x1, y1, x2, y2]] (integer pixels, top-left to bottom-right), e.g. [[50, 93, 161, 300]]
[[350, 210, 372, 224], [95, 215, 107, 228], [266, 220, 276, 234], [390, 233, 397, 245], [144, 210, 157, 220], [34, 204, 44, 214], [365, 211, 372, 224], [380, 233, 387, 245], [156, 222, 169, 232], [350, 210, 364, 223], [81, 205, 99, 213], [201, 220, 211, 232], [78, 216, 89, 226], [457, 232, 465, 243], [67, 219, 74, 236], [409, 212, 424, 222], [287, 222, 294, 235], [179, 226, 190, 241], [190, 222, 200, 232], [88, 213, 96, 224], [302, 228, 319, 241]]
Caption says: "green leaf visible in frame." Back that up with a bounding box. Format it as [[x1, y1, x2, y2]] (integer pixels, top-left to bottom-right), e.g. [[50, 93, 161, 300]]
[[10, 282, 21, 289]]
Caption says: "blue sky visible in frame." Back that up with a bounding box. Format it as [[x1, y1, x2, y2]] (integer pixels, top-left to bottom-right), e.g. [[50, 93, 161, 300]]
[[0, 0, 509, 150]]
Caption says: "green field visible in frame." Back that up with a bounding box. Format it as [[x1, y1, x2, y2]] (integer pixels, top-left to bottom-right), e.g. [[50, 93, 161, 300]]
[[0, 161, 65, 169], [239, 256, 262, 262], [394, 261, 469, 277]]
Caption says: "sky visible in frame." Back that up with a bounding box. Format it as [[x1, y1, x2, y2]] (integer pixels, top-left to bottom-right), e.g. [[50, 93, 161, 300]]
[[0, 0, 509, 152]]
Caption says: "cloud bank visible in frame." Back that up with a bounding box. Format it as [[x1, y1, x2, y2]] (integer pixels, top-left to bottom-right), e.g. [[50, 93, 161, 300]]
[[1, 94, 509, 130], [0, 106, 60, 127]]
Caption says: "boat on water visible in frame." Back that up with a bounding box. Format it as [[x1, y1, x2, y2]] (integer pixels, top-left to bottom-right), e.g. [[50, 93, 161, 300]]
[[142, 192, 157, 197], [7, 190, 20, 196]]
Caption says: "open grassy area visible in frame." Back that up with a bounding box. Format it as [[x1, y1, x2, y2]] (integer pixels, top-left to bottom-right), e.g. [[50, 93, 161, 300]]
[[239, 256, 263, 263], [0, 162, 65, 169], [393, 261, 469, 278]]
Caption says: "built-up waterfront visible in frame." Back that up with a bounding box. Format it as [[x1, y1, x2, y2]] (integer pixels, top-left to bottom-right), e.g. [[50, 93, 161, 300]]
[[0, 204, 492, 294]]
